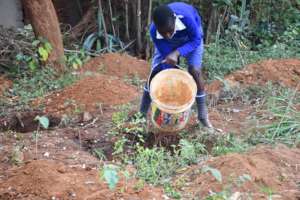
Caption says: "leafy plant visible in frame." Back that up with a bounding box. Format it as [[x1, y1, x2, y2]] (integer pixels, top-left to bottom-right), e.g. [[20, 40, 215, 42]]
[[164, 184, 181, 200], [16, 38, 52, 72], [178, 139, 206, 165], [100, 164, 119, 190], [65, 49, 90, 69], [8, 67, 76, 104], [33, 115, 49, 158], [212, 134, 249, 156], [134, 145, 177, 185]]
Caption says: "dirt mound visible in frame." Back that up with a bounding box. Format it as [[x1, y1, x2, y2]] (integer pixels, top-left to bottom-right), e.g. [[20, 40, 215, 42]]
[[0, 160, 163, 200], [35, 74, 138, 114], [0, 75, 12, 96], [208, 59, 300, 93], [81, 53, 150, 80], [177, 145, 300, 199]]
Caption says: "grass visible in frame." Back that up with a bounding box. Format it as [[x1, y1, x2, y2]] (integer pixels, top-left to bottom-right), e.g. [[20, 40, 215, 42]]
[[248, 86, 300, 146], [5, 67, 77, 104]]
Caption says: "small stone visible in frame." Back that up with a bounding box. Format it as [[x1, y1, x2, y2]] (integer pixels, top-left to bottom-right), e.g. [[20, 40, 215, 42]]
[[57, 166, 66, 174], [85, 181, 95, 185], [82, 112, 93, 122], [232, 108, 240, 113], [43, 152, 50, 157]]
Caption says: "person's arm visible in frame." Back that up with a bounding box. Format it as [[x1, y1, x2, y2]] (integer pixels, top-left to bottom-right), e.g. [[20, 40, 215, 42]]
[[177, 17, 203, 56]]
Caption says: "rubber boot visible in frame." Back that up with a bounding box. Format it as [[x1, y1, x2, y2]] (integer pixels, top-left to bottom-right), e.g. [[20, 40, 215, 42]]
[[196, 92, 213, 128], [139, 86, 151, 118]]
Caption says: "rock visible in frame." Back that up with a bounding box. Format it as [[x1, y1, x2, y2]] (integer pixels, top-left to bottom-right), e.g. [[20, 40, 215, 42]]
[[82, 112, 93, 122]]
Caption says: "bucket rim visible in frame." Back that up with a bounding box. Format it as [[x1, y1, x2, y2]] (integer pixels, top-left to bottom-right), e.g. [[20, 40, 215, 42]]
[[149, 68, 197, 112]]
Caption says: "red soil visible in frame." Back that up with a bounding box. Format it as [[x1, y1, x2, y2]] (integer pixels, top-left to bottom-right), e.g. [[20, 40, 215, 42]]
[[207, 59, 300, 94], [175, 145, 300, 199], [35, 74, 138, 115], [0, 160, 164, 200], [81, 53, 150, 80]]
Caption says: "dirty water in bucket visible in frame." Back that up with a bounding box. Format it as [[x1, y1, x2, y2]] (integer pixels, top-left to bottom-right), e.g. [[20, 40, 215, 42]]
[[154, 79, 193, 107]]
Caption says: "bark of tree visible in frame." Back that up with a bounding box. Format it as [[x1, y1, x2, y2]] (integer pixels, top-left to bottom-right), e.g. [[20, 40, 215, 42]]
[[125, 0, 130, 40], [108, 0, 116, 37], [145, 0, 153, 60], [206, 5, 218, 44], [136, 0, 142, 54], [98, 0, 108, 47], [23, 0, 65, 71]]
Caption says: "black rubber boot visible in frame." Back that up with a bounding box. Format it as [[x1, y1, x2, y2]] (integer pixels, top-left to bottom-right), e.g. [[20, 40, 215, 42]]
[[139, 86, 151, 118], [196, 92, 213, 128]]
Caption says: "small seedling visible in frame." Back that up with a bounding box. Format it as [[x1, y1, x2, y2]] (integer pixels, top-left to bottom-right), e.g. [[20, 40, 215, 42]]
[[100, 164, 119, 190], [34, 115, 49, 159]]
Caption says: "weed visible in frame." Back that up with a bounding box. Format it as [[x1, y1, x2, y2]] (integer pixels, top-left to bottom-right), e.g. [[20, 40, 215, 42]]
[[133, 179, 145, 192], [65, 49, 90, 70], [164, 184, 181, 199], [248, 87, 300, 146], [111, 104, 132, 127], [112, 136, 128, 156], [124, 73, 143, 87], [177, 139, 207, 166], [92, 148, 107, 161], [212, 134, 249, 156], [15, 38, 52, 72], [10, 145, 24, 165], [8, 67, 76, 104], [134, 145, 177, 185], [260, 186, 275, 200]]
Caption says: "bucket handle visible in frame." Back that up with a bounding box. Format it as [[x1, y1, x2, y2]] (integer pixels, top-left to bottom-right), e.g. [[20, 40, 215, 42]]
[[147, 63, 180, 89]]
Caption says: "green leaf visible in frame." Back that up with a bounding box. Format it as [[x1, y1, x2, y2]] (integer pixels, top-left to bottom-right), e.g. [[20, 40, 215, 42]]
[[32, 40, 40, 47], [75, 58, 83, 67], [16, 53, 24, 61], [44, 42, 53, 52], [202, 165, 222, 183], [72, 63, 78, 69], [34, 115, 49, 129], [101, 164, 119, 190], [28, 60, 37, 71], [38, 47, 49, 61]]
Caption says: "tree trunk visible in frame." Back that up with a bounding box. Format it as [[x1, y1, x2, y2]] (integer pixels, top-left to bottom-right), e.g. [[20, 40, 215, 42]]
[[98, 0, 108, 47], [136, 0, 142, 54], [108, 0, 116, 37], [205, 6, 218, 44], [145, 0, 153, 60], [125, 0, 130, 40], [23, 0, 65, 71]]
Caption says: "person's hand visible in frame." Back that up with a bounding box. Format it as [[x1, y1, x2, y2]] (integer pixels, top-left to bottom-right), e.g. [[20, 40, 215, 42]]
[[163, 50, 180, 66]]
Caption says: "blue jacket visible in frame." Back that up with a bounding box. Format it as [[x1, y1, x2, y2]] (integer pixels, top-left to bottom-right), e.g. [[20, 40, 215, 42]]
[[150, 2, 203, 58]]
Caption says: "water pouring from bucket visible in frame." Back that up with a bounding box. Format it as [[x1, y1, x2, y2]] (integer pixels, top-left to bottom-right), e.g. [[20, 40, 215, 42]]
[[149, 68, 197, 132]]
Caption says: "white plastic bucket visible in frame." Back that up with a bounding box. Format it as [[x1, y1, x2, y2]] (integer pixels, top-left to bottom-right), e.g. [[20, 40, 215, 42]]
[[149, 69, 197, 132]]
